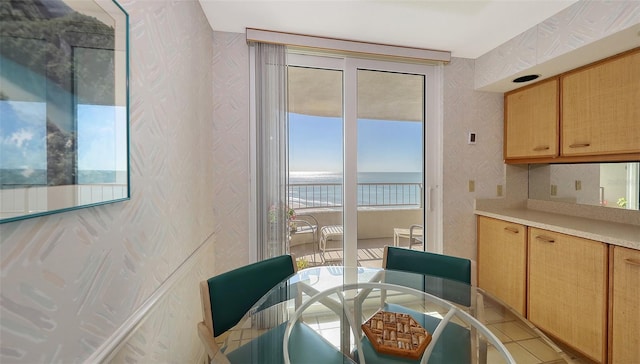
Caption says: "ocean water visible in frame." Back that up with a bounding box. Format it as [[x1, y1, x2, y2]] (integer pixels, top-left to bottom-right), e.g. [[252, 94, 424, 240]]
[[289, 171, 421, 184], [1, 169, 124, 187], [289, 171, 422, 208]]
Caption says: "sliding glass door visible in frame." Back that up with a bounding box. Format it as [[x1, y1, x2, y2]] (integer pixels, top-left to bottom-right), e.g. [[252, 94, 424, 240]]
[[355, 68, 425, 267], [287, 53, 440, 268], [287, 59, 345, 266]]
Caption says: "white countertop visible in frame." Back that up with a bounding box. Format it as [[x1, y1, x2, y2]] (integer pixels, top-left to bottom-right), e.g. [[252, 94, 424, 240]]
[[475, 206, 640, 250]]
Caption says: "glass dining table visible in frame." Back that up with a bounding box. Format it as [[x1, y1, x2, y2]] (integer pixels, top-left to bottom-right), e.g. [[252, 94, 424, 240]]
[[212, 266, 574, 364]]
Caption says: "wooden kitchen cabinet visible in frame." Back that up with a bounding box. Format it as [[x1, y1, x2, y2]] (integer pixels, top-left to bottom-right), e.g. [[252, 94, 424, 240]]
[[477, 216, 527, 315], [504, 77, 558, 161], [561, 48, 640, 157], [503, 47, 640, 164], [528, 228, 608, 363], [609, 245, 640, 363]]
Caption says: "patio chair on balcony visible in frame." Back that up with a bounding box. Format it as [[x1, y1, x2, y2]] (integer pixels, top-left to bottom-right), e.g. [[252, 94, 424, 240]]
[[392, 224, 423, 247], [409, 224, 423, 246], [289, 214, 319, 264], [319, 225, 343, 263]]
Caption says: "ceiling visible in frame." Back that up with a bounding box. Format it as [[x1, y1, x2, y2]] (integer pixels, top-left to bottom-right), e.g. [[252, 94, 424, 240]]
[[198, 0, 579, 59], [198, 0, 638, 118]]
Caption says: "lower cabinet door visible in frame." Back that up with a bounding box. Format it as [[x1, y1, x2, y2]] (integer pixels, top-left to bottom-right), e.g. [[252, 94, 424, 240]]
[[528, 228, 607, 363], [610, 246, 640, 363], [477, 216, 527, 315]]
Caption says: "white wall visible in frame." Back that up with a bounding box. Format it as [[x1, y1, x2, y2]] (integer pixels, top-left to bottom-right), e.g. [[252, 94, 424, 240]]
[[211, 32, 252, 273], [0, 1, 216, 362], [442, 58, 505, 261]]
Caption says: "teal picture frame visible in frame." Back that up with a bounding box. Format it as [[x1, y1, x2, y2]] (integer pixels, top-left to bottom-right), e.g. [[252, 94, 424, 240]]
[[0, 0, 130, 223]]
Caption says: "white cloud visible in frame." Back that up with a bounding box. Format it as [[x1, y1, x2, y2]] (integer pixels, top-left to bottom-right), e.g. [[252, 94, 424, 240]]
[[9, 129, 34, 148]]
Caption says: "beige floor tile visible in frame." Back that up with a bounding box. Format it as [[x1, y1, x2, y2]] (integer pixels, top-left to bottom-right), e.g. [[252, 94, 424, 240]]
[[224, 340, 241, 352], [424, 302, 443, 312], [486, 344, 511, 364], [483, 306, 517, 324], [491, 321, 536, 341], [215, 331, 230, 344], [228, 329, 242, 341], [504, 342, 543, 364], [487, 323, 516, 343], [518, 338, 564, 362]]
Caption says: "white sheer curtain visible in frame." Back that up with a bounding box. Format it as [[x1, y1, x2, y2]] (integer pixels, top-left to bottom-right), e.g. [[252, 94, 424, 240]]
[[254, 43, 288, 260]]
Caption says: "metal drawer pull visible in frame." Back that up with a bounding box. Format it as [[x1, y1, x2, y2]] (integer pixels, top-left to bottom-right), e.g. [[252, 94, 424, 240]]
[[533, 146, 550, 151], [625, 258, 640, 266], [535, 235, 555, 243], [504, 227, 519, 234], [569, 143, 591, 148]]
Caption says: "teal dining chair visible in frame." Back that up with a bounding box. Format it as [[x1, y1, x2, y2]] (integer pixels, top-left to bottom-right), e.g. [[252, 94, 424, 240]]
[[355, 247, 474, 363], [197, 254, 351, 363], [383, 246, 471, 285]]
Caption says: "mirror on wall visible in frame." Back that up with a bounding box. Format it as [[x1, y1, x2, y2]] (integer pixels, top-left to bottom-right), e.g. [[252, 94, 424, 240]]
[[0, 0, 129, 223], [528, 162, 640, 210]]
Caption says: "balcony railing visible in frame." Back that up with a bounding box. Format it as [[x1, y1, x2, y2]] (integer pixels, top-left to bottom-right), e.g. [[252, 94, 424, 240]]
[[288, 182, 422, 209]]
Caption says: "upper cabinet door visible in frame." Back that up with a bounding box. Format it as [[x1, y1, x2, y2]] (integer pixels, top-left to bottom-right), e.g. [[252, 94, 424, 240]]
[[504, 77, 559, 160], [561, 48, 640, 156]]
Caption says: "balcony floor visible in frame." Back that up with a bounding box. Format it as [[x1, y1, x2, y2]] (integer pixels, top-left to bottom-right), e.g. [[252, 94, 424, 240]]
[[291, 237, 424, 269]]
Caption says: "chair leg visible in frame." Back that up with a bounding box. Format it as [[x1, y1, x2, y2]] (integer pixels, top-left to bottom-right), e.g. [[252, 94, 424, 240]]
[[470, 292, 487, 364], [312, 241, 317, 264]]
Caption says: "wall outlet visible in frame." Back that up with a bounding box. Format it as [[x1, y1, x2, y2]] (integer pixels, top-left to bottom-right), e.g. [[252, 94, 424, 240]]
[[468, 132, 477, 145], [551, 184, 557, 196], [468, 180, 475, 192], [575, 180, 582, 191], [497, 184, 503, 197]]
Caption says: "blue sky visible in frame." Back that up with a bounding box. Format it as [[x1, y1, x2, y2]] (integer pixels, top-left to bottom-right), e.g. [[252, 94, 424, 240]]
[[0, 101, 47, 170], [0, 101, 127, 172], [77, 105, 127, 171], [289, 113, 423, 173]]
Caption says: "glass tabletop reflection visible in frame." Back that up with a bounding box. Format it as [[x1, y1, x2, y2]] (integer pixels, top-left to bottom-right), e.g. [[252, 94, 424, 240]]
[[214, 266, 574, 364]]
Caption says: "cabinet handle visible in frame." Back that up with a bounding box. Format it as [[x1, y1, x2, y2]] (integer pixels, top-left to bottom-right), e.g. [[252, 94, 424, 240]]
[[535, 235, 555, 243], [533, 146, 550, 151], [625, 258, 640, 266], [569, 143, 591, 148], [504, 227, 519, 234]]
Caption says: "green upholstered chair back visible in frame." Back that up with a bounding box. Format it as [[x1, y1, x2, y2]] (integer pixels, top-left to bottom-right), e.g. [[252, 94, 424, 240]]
[[383, 246, 471, 285], [202, 254, 296, 338]]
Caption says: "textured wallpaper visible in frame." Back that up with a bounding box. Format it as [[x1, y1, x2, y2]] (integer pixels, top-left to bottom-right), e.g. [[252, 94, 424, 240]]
[[2, 1, 635, 362], [476, 1, 640, 89], [442, 58, 505, 261], [211, 32, 252, 274], [0, 1, 216, 362]]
